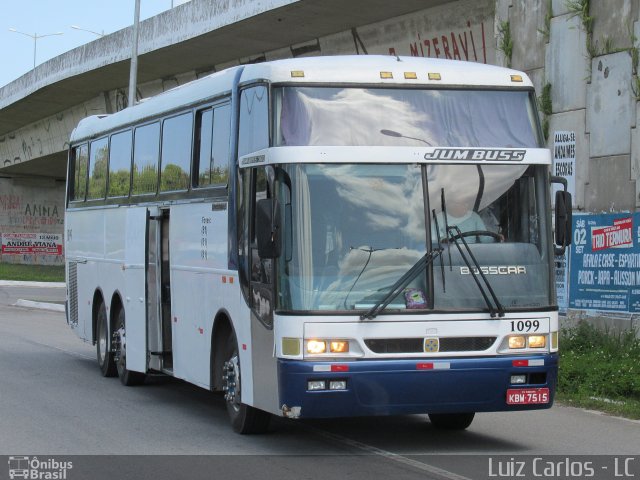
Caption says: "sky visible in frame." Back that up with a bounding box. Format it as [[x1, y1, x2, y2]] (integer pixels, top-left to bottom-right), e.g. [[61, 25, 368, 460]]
[[0, 0, 191, 88]]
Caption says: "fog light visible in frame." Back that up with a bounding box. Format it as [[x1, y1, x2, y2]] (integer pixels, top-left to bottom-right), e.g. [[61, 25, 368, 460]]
[[307, 380, 326, 391], [509, 336, 526, 349], [528, 335, 546, 348], [329, 380, 347, 390], [330, 340, 349, 353], [306, 340, 327, 355], [511, 374, 527, 384]]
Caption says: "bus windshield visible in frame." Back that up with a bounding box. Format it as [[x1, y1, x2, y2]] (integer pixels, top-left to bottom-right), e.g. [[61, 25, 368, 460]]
[[276, 163, 552, 313], [274, 86, 541, 148]]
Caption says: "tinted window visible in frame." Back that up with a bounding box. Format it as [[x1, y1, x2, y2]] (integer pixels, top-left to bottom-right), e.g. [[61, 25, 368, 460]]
[[87, 137, 108, 200], [132, 122, 160, 195], [160, 112, 192, 192], [71, 144, 88, 201], [196, 103, 231, 187], [276, 87, 540, 148], [238, 86, 268, 157], [108, 130, 132, 197]]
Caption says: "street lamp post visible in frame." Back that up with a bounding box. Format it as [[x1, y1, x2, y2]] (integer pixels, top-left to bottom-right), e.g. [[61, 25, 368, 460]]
[[8, 28, 64, 69], [71, 25, 104, 37]]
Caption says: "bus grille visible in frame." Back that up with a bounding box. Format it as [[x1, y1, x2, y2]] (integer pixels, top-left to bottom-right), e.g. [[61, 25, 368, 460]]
[[68, 262, 78, 326], [364, 336, 497, 353]]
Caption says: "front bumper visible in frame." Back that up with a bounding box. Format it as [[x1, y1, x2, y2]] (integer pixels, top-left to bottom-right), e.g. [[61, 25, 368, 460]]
[[277, 354, 558, 418]]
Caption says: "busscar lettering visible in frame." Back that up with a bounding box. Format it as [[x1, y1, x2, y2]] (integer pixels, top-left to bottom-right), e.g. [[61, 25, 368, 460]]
[[460, 266, 526, 275]]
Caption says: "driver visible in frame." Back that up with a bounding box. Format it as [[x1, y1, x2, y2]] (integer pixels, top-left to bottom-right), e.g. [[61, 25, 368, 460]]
[[432, 197, 495, 244]]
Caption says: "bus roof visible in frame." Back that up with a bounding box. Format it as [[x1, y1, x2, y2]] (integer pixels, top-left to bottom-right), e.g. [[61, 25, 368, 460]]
[[70, 56, 532, 144], [239, 55, 532, 88]]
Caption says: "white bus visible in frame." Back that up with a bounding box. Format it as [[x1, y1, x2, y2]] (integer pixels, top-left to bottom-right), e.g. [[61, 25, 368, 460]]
[[65, 56, 571, 434]]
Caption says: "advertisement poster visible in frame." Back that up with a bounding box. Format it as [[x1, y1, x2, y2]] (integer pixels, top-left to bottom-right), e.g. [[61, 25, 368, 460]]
[[1, 232, 63, 256], [551, 131, 576, 204], [569, 213, 640, 313], [555, 252, 569, 313]]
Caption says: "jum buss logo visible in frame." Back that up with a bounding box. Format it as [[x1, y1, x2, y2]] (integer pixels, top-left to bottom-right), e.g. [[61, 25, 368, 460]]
[[424, 148, 526, 161], [8, 456, 73, 479]]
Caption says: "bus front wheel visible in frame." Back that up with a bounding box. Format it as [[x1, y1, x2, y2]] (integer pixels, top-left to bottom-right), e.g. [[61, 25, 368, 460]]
[[428, 412, 475, 430], [222, 332, 271, 434], [113, 307, 146, 386], [96, 302, 117, 377]]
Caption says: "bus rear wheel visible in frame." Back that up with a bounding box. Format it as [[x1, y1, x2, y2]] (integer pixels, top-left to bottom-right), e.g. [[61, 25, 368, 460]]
[[113, 307, 146, 386], [222, 332, 271, 434], [428, 412, 475, 430], [96, 302, 117, 377]]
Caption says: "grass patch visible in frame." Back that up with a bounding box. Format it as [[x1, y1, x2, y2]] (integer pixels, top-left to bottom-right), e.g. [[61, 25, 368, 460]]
[[0, 263, 65, 282], [558, 322, 640, 419]]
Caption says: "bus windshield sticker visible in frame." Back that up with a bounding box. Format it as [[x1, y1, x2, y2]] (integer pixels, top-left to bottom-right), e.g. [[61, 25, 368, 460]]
[[424, 149, 526, 161]]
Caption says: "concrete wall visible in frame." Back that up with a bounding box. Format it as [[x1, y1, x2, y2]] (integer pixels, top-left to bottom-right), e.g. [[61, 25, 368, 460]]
[[0, 97, 105, 169], [0, 178, 65, 265]]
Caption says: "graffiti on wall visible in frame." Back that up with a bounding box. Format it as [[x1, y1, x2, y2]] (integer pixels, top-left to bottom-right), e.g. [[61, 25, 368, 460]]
[[388, 21, 489, 63], [0, 180, 65, 265]]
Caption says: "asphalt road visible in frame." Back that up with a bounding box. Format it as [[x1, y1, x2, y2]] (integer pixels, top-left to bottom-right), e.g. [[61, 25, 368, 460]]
[[1, 284, 638, 480]]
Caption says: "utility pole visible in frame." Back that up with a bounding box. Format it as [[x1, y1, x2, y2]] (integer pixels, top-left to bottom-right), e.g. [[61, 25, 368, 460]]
[[128, 0, 141, 108]]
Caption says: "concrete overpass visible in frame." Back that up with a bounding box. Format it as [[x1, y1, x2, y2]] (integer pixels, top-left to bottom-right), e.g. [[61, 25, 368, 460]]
[[0, 0, 457, 181]]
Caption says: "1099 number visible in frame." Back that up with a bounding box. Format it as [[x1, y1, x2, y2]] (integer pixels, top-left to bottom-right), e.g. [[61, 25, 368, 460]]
[[511, 320, 540, 332]]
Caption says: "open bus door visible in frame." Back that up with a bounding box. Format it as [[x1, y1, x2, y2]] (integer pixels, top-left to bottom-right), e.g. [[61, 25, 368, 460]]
[[146, 207, 173, 372]]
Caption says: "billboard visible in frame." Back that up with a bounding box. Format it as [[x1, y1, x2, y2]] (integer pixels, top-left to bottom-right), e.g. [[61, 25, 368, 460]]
[[569, 213, 640, 313], [1, 232, 63, 256]]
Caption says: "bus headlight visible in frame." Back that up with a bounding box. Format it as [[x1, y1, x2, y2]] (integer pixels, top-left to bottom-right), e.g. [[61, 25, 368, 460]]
[[509, 336, 526, 349], [329, 340, 349, 353], [306, 340, 327, 354], [528, 335, 546, 348], [305, 339, 350, 355]]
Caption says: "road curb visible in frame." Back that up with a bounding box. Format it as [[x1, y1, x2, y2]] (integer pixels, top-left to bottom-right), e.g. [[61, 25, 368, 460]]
[[13, 299, 65, 312], [0, 280, 66, 288]]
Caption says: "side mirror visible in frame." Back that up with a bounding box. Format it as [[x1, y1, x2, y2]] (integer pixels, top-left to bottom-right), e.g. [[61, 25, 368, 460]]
[[554, 190, 572, 255], [256, 198, 281, 258]]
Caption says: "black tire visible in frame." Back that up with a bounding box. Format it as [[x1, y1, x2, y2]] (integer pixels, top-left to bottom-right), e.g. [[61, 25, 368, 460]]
[[222, 331, 271, 434], [114, 307, 146, 386], [428, 412, 475, 430], [96, 301, 117, 377]]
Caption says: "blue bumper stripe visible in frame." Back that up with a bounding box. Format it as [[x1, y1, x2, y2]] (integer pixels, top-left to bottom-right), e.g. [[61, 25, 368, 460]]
[[278, 355, 558, 418]]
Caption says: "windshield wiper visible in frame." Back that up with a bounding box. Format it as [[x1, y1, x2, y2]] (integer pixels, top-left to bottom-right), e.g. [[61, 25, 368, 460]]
[[447, 225, 505, 317], [360, 248, 443, 320], [438, 187, 504, 318]]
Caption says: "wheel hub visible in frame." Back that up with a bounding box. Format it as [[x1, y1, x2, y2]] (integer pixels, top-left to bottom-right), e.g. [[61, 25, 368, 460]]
[[112, 326, 125, 365], [222, 355, 240, 406]]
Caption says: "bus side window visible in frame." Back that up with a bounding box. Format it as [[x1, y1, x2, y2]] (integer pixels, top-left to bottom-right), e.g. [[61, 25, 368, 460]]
[[108, 130, 132, 198], [87, 137, 108, 200], [160, 112, 192, 192], [195, 103, 231, 188], [238, 86, 269, 157], [132, 122, 161, 195], [71, 144, 88, 202]]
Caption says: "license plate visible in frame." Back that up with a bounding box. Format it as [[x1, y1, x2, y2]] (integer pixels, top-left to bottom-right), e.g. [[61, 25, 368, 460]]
[[506, 388, 550, 405]]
